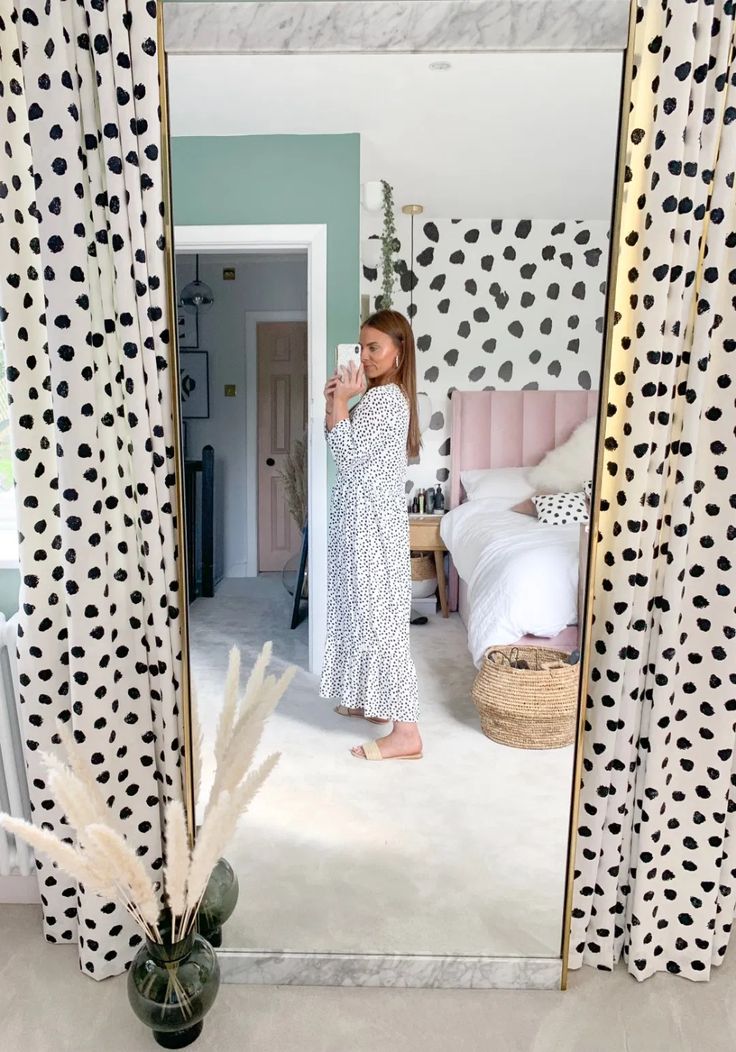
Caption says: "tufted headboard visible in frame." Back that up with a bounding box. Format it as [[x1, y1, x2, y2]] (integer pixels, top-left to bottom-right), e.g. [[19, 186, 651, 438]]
[[447, 389, 599, 609]]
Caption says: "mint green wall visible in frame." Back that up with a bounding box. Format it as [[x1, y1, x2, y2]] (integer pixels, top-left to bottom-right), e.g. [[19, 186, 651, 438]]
[[0, 569, 19, 618], [170, 133, 360, 488]]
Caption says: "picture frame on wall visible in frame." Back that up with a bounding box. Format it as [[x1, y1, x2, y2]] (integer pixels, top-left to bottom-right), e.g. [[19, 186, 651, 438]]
[[180, 351, 209, 419], [177, 307, 198, 348]]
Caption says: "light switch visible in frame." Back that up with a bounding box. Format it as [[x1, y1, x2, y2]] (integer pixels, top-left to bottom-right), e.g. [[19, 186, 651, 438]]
[[224, 384, 237, 397], [223, 267, 235, 281]]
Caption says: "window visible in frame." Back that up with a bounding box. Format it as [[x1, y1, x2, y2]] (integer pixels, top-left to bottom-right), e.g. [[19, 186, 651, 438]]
[[0, 333, 18, 566]]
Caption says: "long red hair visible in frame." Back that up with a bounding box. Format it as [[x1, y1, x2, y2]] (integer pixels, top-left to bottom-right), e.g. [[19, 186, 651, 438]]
[[361, 309, 421, 460]]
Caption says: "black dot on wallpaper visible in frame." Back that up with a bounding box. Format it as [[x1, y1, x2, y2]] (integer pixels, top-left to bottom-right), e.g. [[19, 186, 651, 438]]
[[595, 316, 604, 333], [547, 282, 560, 300], [483, 338, 497, 353], [481, 255, 494, 272], [482, 385, 495, 392], [508, 320, 524, 339], [451, 218, 461, 224], [464, 229, 480, 243], [417, 247, 435, 267], [458, 321, 471, 338], [489, 283, 509, 310], [585, 248, 602, 267], [473, 307, 489, 323], [575, 229, 591, 245], [447, 387, 457, 400], [449, 250, 465, 265], [542, 245, 556, 260], [522, 381, 539, 390], [424, 366, 439, 382], [579, 370, 592, 390], [400, 269, 418, 293], [599, 281, 608, 294], [408, 303, 417, 319], [568, 338, 580, 354], [498, 360, 514, 382], [529, 349, 542, 364], [540, 317, 553, 335], [568, 314, 580, 329], [438, 299, 450, 314], [395, 258, 407, 275], [429, 411, 445, 430], [515, 220, 532, 239], [491, 220, 503, 234], [405, 480, 414, 494], [572, 281, 586, 300], [444, 349, 459, 366], [362, 265, 377, 281], [424, 222, 439, 242], [439, 437, 451, 457], [503, 246, 517, 261], [520, 291, 535, 308], [436, 468, 449, 483], [560, 252, 573, 269], [548, 359, 562, 377], [417, 334, 432, 352], [430, 273, 446, 292], [520, 263, 537, 279], [469, 366, 486, 382], [465, 279, 477, 295], [551, 222, 565, 235]]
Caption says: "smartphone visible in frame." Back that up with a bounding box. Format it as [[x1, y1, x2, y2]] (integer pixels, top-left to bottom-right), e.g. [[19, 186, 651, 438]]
[[335, 343, 361, 375]]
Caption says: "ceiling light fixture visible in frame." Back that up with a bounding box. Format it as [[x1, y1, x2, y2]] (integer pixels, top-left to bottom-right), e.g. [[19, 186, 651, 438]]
[[401, 203, 424, 327], [429, 61, 452, 71]]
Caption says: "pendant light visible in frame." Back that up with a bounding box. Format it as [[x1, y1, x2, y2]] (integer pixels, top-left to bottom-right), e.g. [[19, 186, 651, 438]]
[[401, 203, 424, 326], [179, 254, 215, 314]]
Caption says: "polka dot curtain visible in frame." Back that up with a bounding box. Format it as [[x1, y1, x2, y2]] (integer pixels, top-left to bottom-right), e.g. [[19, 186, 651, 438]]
[[0, 2, 184, 979], [570, 1, 736, 981]]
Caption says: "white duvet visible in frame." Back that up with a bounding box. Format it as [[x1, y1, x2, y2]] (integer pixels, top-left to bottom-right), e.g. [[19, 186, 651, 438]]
[[440, 498, 579, 667]]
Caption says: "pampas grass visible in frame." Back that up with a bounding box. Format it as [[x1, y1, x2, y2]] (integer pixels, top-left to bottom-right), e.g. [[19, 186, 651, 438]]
[[0, 640, 292, 950]]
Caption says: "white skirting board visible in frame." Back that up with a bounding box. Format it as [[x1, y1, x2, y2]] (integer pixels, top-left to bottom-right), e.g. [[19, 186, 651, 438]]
[[0, 873, 40, 904], [217, 950, 562, 989]]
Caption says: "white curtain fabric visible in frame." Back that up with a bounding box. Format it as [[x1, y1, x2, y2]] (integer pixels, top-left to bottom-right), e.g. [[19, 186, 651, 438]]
[[571, 1, 736, 981], [0, 1, 183, 979]]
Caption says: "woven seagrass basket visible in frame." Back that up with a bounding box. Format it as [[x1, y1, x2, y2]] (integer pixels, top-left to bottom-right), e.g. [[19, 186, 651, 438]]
[[471, 645, 578, 749], [410, 553, 436, 581]]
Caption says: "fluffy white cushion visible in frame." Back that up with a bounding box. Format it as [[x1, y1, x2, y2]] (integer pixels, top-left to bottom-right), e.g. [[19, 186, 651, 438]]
[[533, 491, 589, 525], [460, 467, 534, 504], [527, 416, 596, 493]]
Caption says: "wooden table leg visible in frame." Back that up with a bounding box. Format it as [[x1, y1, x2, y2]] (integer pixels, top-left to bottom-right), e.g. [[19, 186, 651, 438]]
[[434, 549, 449, 618]]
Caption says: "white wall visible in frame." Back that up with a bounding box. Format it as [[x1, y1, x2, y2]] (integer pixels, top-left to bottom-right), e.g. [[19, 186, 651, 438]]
[[175, 253, 308, 581]]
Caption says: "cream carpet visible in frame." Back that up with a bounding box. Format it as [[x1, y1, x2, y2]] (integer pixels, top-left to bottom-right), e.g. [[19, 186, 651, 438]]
[[189, 577, 573, 958]]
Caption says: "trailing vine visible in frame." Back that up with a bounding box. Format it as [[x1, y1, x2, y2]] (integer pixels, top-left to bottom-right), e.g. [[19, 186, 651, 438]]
[[380, 178, 397, 309]]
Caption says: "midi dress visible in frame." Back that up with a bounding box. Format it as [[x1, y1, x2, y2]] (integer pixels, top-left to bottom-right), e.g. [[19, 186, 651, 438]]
[[319, 382, 420, 722]]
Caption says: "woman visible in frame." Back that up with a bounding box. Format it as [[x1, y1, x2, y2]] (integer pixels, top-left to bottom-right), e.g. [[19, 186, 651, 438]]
[[319, 309, 422, 761]]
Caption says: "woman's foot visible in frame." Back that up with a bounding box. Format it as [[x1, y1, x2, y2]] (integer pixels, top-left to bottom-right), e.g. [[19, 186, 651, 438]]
[[334, 704, 390, 725], [351, 722, 423, 759]]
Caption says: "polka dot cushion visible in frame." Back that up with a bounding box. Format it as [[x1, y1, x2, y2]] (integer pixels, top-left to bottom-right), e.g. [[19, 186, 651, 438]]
[[532, 491, 589, 525]]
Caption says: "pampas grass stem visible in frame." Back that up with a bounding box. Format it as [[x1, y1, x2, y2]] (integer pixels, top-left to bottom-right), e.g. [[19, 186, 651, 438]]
[[164, 800, 190, 942]]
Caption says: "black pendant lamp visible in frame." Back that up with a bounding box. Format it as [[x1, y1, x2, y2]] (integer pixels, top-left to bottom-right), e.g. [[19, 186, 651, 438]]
[[179, 254, 215, 314], [401, 203, 424, 326]]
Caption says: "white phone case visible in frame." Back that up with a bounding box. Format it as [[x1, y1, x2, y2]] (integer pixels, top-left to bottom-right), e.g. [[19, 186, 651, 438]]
[[335, 343, 361, 374]]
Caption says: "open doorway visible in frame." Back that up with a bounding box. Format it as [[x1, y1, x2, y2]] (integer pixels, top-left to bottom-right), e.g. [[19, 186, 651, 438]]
[[174, 225, 327, 674]]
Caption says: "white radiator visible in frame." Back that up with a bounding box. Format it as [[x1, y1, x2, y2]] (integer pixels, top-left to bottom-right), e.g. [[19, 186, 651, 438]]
[[0, 612, 33, 878]]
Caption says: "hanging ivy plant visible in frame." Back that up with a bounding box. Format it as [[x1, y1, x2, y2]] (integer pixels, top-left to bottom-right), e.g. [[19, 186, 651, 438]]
[[380, 179, 398, 310]]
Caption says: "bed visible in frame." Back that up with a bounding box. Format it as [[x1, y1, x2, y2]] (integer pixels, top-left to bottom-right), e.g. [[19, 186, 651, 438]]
[[442, 389, 598, 667]]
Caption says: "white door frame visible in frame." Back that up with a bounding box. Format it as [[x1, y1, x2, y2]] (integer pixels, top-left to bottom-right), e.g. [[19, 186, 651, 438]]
[[245, 310, 308, 580], [174, 224, 328, 676]]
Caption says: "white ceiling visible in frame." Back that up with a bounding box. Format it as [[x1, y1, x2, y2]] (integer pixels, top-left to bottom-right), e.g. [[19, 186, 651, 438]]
[[168, 52, 623, 219]]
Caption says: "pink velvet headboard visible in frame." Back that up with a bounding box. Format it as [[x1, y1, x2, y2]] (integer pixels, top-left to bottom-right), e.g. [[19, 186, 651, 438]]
[[447, 389, 599, 609]]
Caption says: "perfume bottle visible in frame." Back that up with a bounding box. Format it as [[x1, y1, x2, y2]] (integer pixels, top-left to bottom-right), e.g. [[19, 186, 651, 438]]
[[434, 484, 445, 512], [426, 488, 436, 514], [418, 489, 425, 515]]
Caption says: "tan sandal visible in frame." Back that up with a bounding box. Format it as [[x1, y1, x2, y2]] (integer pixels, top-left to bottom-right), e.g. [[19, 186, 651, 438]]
[[334, 704, 389, 726], [353, 739, 423, 761]]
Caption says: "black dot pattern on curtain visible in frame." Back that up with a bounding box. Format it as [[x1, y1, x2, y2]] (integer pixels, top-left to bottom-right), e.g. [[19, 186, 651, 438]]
[[0, 1, 184, 979], [569, 0, 736, 982]]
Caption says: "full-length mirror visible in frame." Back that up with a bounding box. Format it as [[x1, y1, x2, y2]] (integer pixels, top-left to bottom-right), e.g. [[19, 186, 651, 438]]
[[166, 47, 623, 973]]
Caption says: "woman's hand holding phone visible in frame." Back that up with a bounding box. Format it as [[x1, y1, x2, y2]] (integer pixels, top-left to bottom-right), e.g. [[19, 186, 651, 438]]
[[333, 361, 366, 403]]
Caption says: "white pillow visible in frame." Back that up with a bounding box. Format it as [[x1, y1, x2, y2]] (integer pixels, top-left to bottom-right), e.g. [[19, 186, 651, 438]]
[[460, 466, 534, 504], [533, 491, 589, 525], [527, 416, 596, 494]]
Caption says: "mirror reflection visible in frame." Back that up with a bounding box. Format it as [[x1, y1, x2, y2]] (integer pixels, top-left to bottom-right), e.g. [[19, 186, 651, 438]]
[[168, 50, 622, 958]]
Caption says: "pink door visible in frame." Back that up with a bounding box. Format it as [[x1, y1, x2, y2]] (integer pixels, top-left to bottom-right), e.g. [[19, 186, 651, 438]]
[[257, 322, 308, 572]]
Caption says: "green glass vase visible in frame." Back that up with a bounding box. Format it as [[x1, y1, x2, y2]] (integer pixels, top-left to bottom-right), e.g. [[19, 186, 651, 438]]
[[196, 857, 239, 948], [127, 914, 220, 1048]]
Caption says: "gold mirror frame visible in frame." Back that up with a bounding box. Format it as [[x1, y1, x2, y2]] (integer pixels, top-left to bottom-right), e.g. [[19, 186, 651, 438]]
[[155, 0, 638, 990]]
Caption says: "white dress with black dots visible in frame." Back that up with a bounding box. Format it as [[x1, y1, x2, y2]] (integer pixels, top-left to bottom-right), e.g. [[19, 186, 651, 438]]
[[319, 383, 419, 722]]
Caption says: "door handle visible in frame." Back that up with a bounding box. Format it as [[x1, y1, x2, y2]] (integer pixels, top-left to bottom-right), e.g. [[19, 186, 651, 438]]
[[266, 457, 275, 466]]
